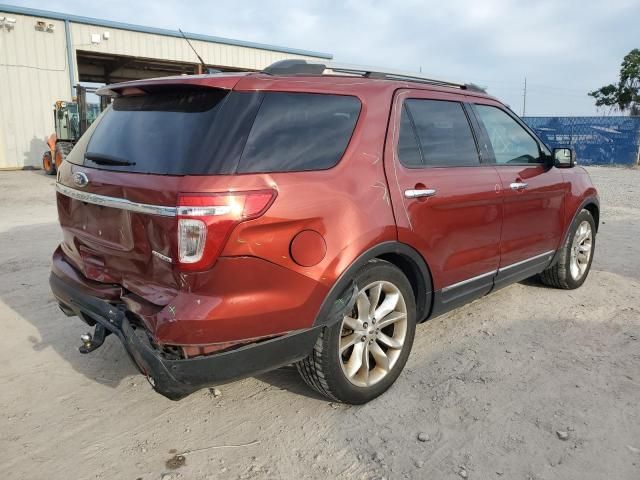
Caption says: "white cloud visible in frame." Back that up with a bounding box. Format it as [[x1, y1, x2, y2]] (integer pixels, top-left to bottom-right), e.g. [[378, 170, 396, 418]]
[[16, 0, 639, 115]]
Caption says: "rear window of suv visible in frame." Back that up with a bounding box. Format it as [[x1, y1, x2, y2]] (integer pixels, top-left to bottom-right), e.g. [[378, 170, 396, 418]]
[[83, 87, 230, 175], [77, 87, 361, 175]]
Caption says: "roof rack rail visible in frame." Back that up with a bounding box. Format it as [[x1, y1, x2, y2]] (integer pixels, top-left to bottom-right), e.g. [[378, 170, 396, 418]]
[[262, 59, 485, 92]]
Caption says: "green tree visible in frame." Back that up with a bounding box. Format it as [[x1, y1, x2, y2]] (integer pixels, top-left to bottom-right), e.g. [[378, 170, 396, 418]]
[[589, 49, 640, 115]]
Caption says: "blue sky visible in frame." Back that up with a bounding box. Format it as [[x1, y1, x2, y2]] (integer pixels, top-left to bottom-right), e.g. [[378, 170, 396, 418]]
[[12, 0, 640, 116]]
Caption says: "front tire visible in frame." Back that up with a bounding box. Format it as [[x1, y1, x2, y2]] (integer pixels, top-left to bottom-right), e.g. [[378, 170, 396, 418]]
[[297, 259, 416, 404], [540, 209, 596, 289], [42, 151, 56, 175]]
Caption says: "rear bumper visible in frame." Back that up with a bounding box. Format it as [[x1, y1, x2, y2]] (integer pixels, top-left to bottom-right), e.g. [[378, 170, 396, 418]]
[[50, 272, 320, 400], [51, 245, 328, 346]]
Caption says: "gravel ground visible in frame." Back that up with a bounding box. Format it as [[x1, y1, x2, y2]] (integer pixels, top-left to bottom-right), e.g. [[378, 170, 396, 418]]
[[0, 167, 639, 480]]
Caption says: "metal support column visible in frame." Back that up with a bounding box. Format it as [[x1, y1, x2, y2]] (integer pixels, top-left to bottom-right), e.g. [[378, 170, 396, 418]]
[[64, 19, 75, 98]]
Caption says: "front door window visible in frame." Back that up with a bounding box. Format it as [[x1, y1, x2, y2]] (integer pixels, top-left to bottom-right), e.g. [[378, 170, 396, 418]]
[[475, 105, 541, 165]]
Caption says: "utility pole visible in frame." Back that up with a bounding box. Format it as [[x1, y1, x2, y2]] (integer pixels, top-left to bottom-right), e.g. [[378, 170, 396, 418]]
[[522, 77, 527, 117]]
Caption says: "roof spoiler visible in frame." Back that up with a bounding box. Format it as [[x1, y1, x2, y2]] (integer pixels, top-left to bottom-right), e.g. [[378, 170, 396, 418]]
[[94, 73, 247, 97]]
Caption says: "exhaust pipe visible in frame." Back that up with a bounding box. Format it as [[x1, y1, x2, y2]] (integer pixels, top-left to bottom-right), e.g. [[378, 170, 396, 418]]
[[58, 302, 76, 317]]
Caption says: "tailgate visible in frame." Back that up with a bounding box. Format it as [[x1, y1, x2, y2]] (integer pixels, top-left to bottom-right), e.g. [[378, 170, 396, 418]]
[[54, 82, 247, 306], [56, 167, 181, 305]]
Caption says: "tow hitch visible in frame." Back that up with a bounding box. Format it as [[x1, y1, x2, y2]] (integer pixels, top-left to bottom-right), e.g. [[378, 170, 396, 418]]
[[79, 323, 111, 353]]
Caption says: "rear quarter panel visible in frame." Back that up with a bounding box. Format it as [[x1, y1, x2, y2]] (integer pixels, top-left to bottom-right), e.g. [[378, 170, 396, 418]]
[[219, 80, 399, 293]]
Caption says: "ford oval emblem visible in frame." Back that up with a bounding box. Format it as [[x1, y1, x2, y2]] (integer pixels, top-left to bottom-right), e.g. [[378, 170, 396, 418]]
[[72, 172, 89, 188]]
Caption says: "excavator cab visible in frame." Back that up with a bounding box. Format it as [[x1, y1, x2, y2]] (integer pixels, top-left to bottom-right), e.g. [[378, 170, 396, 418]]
[[54, 101, 80, 141], [42, 85, 109, 175]]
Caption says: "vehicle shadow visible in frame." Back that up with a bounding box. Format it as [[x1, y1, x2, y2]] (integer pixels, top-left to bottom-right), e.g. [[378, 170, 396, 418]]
[[0, 222, 138, 389], [518, 276, 551, 289], [254, 365, 329, 401], [0, 220, 323, 396]]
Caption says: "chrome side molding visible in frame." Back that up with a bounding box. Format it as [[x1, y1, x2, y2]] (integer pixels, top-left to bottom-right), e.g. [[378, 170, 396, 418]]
[[441, 250, 556, 291], [441, 269, 497, 293], [498, 250, 555, 272]]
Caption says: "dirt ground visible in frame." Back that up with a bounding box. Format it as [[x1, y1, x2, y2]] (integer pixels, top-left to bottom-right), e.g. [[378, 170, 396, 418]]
[[1, 167, 639, 480]]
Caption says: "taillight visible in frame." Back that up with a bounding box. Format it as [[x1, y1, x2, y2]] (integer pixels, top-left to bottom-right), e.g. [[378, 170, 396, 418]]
[[177, 190, 276, 271], [178, 219, 207, 264]]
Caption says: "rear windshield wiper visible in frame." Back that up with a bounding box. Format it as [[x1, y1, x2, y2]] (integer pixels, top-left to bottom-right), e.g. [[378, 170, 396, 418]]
[[85, 152, 136, 166]]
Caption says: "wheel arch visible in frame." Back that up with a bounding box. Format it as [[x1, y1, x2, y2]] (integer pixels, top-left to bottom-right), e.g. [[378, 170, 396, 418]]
[[313, 241, 434, 328], [550, 195, 599, 267], [569, 196, 600, 235], [583, 200, 599, 232]]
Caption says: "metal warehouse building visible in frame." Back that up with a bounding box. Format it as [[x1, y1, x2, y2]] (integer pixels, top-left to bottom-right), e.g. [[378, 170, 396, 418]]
[[0, 4, 332, 170]]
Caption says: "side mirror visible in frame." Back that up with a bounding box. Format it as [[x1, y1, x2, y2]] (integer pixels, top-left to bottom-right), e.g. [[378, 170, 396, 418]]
[[553, 147, 575, 168]]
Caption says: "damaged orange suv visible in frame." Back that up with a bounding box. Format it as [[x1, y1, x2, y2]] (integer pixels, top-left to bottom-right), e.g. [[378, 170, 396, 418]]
[[50, 60, 599, 403]]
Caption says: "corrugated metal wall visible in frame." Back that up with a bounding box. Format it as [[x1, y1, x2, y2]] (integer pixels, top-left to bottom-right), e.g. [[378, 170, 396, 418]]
[[0, 12, 71, 169], [69, 24, 314, 79], [0, 11, 326, 170]]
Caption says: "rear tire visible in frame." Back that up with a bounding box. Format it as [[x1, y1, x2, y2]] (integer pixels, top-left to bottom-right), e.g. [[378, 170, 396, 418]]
[[297, 259, 416, 404], [42, 151, 56, 175], [540, 209, 596, 289]]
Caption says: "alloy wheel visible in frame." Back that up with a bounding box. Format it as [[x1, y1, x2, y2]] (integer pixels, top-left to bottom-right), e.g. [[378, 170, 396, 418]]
[[339, 281, 408, 387], [570, 220, 593, 280]]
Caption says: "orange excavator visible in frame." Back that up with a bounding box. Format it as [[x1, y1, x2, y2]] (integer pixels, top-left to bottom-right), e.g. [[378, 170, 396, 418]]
[[42, 85, 109, 175]]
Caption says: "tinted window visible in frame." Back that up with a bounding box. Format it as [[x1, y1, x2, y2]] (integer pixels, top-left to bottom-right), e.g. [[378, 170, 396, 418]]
[[475, 105, 541, 164], [79, 89, 359, 175], [84, 87, 233, 175], [397, 106, 422, 167], [237, 92, 360, 173], [399, 99, 479, 167]]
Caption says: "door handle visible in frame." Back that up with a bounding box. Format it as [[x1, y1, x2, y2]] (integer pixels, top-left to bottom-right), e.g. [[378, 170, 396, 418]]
[[404, 188, 437, 199], [510, 182, 528, 191]]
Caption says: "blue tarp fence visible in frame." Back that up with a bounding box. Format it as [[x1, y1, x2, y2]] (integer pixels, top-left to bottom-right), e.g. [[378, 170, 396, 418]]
[[523, 116, 640, 166]]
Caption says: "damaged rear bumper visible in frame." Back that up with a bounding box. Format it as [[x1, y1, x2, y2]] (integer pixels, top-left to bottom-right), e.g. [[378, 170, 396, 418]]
[[49, 272, 321, 400]]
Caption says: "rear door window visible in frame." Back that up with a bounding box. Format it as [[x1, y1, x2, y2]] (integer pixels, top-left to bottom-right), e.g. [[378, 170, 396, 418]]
[[237, 92, 361, 173], [397, 106, 423, 167], [398, 99, 479, 167]]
